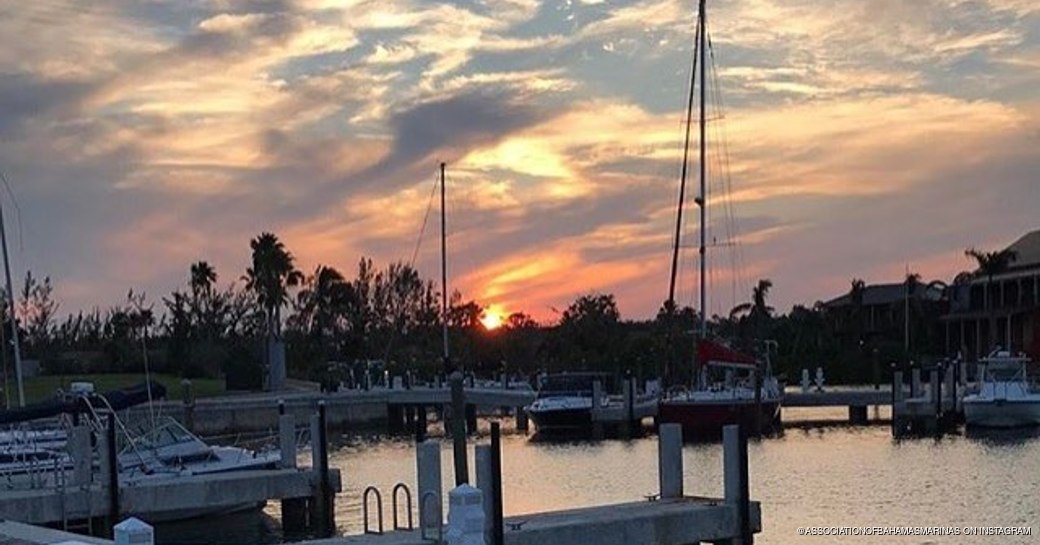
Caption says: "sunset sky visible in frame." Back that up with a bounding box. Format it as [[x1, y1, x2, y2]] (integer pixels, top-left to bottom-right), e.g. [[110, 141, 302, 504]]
[[1, 0, 1038, 323]]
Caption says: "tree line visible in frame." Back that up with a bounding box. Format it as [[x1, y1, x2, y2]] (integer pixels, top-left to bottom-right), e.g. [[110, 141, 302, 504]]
[[0, 234, 1002, 389]]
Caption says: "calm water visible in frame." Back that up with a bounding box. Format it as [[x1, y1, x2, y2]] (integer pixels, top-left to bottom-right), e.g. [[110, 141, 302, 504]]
[[156, 409, 1040, 544]]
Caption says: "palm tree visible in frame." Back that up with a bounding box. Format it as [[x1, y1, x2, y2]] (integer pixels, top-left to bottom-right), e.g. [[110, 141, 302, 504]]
[[190, 261, 217, 299], [964, 247, 1018, 349], [751, 279, 774, 319], [244, 232, 303, 339], [296, 265, 353, 343]]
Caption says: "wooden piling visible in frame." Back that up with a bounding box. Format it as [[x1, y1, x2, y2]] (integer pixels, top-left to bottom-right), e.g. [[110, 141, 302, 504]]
[[465, 404, 478, 435], [490, 422, 504, 545], [415, 405, 428, 443], [515, 407, 528, 433], [310, 402, 334, 537], [723, 425, 751, 545], [106, 413, 119, 538], [450, 371, 469, 485]]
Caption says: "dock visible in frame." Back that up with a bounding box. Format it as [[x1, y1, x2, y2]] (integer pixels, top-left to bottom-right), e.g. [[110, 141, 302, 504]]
[[0, 405, 341, 538], [126, 382, 536, 436], [316, 498, 760, 545], [0, 468, 339, 526], [0, 520, 111, 545]]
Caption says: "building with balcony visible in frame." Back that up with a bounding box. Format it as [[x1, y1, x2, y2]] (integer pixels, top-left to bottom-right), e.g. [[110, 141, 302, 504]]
[[943, 229, 1040, 361]]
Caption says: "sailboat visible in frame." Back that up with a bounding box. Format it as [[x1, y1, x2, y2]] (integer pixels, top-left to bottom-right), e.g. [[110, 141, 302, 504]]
[[656, 0, 782, 438]]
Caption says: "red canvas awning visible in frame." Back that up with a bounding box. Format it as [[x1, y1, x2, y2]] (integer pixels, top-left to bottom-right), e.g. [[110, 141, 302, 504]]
[[697, 339, 758, 368]]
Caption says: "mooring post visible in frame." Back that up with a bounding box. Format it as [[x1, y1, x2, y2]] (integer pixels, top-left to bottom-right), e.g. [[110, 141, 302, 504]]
[[490, 422, 504, 545], [417, 439, 443, 531], [658, 423, 683, 499], [515, 407, 528, 433], [893, 370, 905, 403], [911, 367, 921, 398], [310, 402, 334, 536], [106, 412, 119, 537], [279, 412, 297, 469], [415, 405, 428, 443], [465, 404, 478, 435], [450, 371, 469, 485], [475, 445, 494, 545], [592, 379, 605, 439], [620, 377, 633, 439], [723, 425, 752, 545], [753, 370, 763, 436], [68, 425, 92, 487], [446, 484, 485, 545], [114, 517, 154, 545], [930, 367, 941, 417], [181, 378, 195, 433]]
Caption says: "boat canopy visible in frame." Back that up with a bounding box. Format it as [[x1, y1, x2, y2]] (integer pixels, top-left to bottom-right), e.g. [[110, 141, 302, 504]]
[[0, 382, 167, 425], [697, 339, 758, 370]]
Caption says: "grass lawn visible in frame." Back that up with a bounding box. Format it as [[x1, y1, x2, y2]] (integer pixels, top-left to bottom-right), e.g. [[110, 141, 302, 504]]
[[10, 374, 226, 405]]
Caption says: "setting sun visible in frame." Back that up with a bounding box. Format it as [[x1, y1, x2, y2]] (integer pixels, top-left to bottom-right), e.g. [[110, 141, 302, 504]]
[[480, 306, 506, 330]]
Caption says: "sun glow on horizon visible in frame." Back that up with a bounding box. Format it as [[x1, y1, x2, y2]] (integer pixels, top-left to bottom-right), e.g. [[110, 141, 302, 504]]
[[480, 305, 506, 330]]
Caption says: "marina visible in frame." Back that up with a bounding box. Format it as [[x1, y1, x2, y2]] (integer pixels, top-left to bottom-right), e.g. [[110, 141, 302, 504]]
[[0, 0, 1037, 543]]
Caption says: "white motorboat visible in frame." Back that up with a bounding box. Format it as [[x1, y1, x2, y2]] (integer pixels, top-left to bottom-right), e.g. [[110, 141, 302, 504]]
[[119, 417, 281, 481], [963, 350, 1040, 428]]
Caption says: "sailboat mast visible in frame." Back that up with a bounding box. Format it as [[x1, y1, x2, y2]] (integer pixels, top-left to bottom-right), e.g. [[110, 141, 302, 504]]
[[0, 190, 24, 407], [697, 0, 708, 339], [440, 162, 450, 368]]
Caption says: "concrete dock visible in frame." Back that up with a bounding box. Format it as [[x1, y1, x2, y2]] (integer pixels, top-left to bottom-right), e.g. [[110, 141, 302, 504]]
[[0, 468, 340, 526], [127, 384, 536, 436], [311, 498, 760, 545], [0, 520, 111, 545]]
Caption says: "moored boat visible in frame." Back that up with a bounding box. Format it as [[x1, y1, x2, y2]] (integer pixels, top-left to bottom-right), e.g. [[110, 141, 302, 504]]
[[658, 339, 782, 438], [963, 350, 1040, 428]]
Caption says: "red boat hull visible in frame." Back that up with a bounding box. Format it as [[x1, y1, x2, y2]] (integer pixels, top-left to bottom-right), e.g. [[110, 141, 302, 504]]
[[657, 400, 782, 439]]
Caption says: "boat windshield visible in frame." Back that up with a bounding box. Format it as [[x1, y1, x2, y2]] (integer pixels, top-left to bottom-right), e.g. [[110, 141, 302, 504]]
[[538, 375, 609, 398], [125, 419, 199, 452]]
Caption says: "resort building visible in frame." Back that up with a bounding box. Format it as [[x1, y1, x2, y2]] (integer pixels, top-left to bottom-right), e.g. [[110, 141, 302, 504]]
[[943, 229, 1040, 361]]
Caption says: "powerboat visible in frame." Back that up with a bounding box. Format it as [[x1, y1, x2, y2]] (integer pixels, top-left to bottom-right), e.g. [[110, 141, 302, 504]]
[[963, 350, 1040, 428], [657, 339, 783, 438], [525, 372, 659, 433], [525, 373, 609, 431]]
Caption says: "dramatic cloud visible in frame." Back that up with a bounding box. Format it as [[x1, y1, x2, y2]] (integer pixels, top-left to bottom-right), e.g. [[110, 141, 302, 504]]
[[0, 0, 1036, 323]]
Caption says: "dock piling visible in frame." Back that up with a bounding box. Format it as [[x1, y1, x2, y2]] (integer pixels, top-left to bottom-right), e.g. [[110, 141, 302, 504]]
[[490, 422, 504, 545], [911, 368, 921, 398], [515, 407, 528, 433], [68, 425, 91, 487], [279, 413, 297, 469], [415, 405, 428, 443], [310, 402, 334, 537], [658, 423, 683, 499], [723, 425, 751, 545], [417, 439, 443, 531], [105, 413, 119, 537], [475, 445, 494, 544], [450, 371, 469, 485]]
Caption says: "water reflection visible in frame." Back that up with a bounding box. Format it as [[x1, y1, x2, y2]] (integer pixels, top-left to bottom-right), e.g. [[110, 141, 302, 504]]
[[153, 412, 1040, 545]]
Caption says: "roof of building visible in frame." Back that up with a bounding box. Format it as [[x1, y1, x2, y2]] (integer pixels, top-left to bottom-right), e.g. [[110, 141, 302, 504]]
[[1004, 229, 1040, 271], [822, 282, 944, 308]]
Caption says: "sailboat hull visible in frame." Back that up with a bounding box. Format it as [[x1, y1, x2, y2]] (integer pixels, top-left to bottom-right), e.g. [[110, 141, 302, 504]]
[[657, 399, 781, 439]]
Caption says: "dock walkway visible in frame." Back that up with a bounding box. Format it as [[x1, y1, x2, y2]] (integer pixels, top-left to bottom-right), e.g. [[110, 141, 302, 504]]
[[311, 497, 760, 545]]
